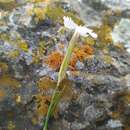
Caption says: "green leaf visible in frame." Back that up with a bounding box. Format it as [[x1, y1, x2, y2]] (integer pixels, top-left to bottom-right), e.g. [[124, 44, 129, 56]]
[[57, 30, 79, 86]]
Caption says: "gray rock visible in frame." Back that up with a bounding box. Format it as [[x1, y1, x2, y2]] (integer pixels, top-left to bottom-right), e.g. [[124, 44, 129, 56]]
[[112, 19, 130, 53], [107, 119, 122, 128]]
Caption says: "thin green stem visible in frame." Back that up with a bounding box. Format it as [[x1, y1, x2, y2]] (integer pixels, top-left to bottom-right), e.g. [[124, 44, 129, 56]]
[[57, 30, 79, 86], [43, 85, 59, 130], [43, 30, 79, 130]]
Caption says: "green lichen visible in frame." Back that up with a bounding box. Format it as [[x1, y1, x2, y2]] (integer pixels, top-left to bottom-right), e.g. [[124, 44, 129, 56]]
[[46, 6, 83, 25], [0, 32, 29, 52]]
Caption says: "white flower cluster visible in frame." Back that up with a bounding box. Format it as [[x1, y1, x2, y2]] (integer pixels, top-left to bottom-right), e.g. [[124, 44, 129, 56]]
[[63, 16, 97, 39]]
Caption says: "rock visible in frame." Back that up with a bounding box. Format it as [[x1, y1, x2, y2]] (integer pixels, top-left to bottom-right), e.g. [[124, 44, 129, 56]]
[[67, 0, 103, 26], [112, 19, 130, 53], [107, 119, 123, 128], [101, 0, 130, 11], [1, 0, 130, 130]]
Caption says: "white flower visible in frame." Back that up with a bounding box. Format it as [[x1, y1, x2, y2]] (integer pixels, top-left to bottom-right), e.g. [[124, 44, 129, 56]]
[[63, 16, 97, 39]]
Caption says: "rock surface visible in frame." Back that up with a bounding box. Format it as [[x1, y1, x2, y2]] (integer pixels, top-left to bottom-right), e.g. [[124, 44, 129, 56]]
[[0, 0, 130, 130]]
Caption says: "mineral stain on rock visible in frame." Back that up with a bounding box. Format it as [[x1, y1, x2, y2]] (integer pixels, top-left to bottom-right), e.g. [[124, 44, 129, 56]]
[[0, 0, 130, 130]]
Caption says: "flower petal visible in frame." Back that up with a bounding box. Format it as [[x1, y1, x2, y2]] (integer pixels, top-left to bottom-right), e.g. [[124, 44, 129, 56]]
[[63, 16, 77, 30], [63, 16, 97, 38]]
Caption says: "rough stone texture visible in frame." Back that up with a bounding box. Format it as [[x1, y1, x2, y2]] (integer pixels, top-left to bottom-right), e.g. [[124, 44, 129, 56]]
[[112, 19, 130, 53], [0, 0, 130, 130]]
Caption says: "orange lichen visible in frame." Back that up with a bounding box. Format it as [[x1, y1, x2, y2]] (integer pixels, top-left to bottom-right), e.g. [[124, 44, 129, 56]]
[[70, 45, 94, 69], [45, 45, 94, 70], [0, 90, 6, 101], [45, 51, 64, 70], [110, 111, 120, 119]]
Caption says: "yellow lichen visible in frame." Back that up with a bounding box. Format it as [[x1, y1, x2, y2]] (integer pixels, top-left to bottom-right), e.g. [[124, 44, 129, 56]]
[[8, 50, 20, 59], [32, 41, 45, 64], [124, 127, 130, 130], [46, 6, 83, 24], [59, 79, 74, 101], [33, 7, 46, 21], [84, 36, 96, 46], [35, 78, 74, 119], [0, 75, 20, 88], [32, 40, 46, 64], [35, 95, 51, 116], [18, 41, 29, 52], [123, 93, 130, 104], [7, 121, 15, 130], [15, 95, 21, 103], [102, 55, 112, 64], [0, 0, 17, 10], [0, 32, 29, 53], [98, 24, 112, 43], [37, 77, 56, 90], [94, 23, 112, 48], [30, 0, 51, 3], [0, 62, 8, 73]]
